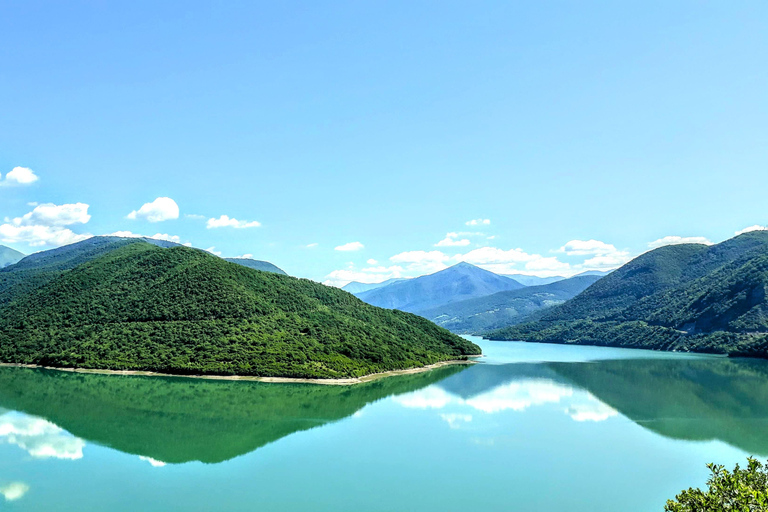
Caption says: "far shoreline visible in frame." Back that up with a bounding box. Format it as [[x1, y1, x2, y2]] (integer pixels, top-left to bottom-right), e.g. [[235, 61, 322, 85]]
[[0, 357, 480, 386]]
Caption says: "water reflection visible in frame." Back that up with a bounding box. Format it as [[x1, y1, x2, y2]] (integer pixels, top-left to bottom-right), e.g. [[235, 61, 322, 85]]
[[551, 357, 768, 455], [0, 482, 30, 502], [1, 350, 768, 468], [0, 365, 466, 464]]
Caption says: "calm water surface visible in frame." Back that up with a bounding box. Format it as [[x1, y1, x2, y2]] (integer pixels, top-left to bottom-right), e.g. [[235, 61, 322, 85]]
[[2, 336, 768, 511]]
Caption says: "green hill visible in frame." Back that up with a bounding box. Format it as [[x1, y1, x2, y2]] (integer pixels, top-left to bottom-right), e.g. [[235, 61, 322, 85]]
[[224, 257, 287, 275], [0, 241, 479, 378], [0, 245, 24, 268], [487, 232, 768, 358], [419, 275, 602, 333]]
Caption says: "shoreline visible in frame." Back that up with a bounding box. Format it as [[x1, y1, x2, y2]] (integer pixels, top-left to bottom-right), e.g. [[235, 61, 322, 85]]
[[0, 357, 480, 386]]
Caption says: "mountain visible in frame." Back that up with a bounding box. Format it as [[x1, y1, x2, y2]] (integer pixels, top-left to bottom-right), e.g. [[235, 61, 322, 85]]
[[342, 278, 408, 294], [504, 274, 565, 287], [572, 270, 612, 277], [355, 262, 525, 313], [0, 241, 480, 378], [224, 257, 286, 275], [0, 245, 24, 268], [487, 231, 768, 358], [420, 275, 603, 333]]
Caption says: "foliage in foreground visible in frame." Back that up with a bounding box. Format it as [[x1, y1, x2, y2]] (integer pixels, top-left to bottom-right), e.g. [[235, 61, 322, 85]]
[[665, 458, 768, 511]]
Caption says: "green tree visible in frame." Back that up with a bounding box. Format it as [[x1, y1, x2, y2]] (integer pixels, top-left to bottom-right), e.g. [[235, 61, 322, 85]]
[[665, 458, 768, 511]]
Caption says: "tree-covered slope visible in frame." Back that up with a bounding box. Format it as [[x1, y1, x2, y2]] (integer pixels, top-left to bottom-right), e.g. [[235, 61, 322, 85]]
[[0, 245, 24, 268], [419, 275, 602, 333], [0, 236, 142, 306], [487, 232, 768, 358], [224, 257, 287, 275], [356, 262, 524, 313], [0, 243, 479, 378]]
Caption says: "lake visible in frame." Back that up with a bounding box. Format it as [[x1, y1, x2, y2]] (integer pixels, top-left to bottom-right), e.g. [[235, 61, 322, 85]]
[[2, 336, 768, 511]]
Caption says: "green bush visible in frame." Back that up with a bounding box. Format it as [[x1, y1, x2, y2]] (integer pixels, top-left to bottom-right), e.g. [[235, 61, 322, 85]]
[[665, 458, 768, 511]]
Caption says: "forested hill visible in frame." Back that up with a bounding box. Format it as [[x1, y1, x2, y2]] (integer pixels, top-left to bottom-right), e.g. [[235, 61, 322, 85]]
[[420, 274, 602, 334], [487, 232, 768, 358], [0, 242, 480, 378]]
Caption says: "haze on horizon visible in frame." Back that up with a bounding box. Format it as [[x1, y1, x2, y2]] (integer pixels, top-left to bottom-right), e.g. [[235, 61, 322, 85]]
[[1, 2, 767, 286]]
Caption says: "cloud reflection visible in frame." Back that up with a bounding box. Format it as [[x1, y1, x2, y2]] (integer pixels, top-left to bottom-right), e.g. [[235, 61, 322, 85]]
[[0, 412, 85, 460], [394, 379, 617, 424], [1, 482, 30, 501]]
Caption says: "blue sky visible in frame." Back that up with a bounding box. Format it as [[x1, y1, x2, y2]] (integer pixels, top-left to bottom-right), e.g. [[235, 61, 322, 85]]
[[2, 1, 767, 285]]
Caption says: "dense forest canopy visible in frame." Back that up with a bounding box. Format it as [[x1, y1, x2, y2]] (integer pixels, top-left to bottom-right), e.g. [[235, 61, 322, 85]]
[[487, 232, 768, 358], [0, 239, 479, 379]]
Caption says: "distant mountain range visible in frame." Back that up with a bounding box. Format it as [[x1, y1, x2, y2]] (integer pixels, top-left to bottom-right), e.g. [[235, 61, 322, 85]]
[[420, 274, 602, 333], [501, 270, 609, 287], [488, 231, 768, 358], [355, 262, 525, 313], [341, 278, 408, 294], [223, 258, 286, 275], [0, 245, 24, 268]]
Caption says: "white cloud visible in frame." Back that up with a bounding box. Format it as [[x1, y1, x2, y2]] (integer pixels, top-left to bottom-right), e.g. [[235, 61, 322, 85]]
[[735, 225, 768, 236], [206, 215, 260, 229], [335, 241, 364, 252], [231, 254, 254, 259], [558, 239, 617, 256], [205, 246, 222, 256], [366, 258, 378, 265], [106, 231, 185, 245], [14, 203, 91, 226], [0, 202, 92, 247], [580, 253, 632, 270], [457, 246, 538, 265], [0, 482, 29, 502], [560, 239, 632, 272], [390, 250, 450, 274], [465, 218, 491, 226], [435, 232, 471, 247], [306, 243, 319, 248], [0, 225, 90, 247], [127, 197, 179, 222], [647, 236, 713, 249], [0, 167, 39, 186], [524, 256, 571, 273], [0, 413, 85, 460], [184, 213, 206, 220]]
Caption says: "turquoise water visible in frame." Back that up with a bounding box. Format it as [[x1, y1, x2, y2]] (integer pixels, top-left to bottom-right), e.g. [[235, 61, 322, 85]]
[[2, 336, 768, 511]]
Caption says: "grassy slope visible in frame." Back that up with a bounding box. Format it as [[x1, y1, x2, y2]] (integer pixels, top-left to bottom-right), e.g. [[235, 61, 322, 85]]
[[487, 232, 768, 358], [0, 243, 479, 378], [419, 275, 602, 333]]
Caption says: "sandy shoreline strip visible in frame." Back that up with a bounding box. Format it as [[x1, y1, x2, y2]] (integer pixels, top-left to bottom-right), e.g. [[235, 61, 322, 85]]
[[0, 357, 480, 386]]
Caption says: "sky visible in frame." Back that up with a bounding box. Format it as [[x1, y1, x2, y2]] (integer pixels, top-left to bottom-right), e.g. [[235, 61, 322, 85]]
[[2, 1, 768, 286]]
